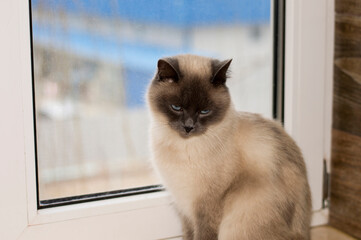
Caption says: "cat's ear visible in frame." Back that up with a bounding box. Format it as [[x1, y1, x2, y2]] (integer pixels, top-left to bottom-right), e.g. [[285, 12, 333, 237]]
[[211, 59, 232, 86], [157, 58, 180, 82]]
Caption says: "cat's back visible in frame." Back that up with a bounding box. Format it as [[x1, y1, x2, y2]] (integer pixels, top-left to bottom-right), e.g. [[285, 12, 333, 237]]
[[234, 111, 306, 174], [232, 111, 311, 212], [216, 112, 312, 239]]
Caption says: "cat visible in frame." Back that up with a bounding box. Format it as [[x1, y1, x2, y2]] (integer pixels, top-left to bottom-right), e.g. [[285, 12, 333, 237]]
[[146, 54, 311, 240]]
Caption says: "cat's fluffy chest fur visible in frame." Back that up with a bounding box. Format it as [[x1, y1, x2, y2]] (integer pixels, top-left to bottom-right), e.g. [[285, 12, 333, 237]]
[[149, 108, 239, 219]]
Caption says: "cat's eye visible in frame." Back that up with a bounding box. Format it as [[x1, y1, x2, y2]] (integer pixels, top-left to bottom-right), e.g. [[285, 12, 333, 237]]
[[200, 110, 210, 114], [171, 104, 182, 111]]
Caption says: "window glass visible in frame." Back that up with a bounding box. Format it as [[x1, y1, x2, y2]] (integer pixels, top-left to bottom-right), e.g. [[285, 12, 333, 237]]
[[31, 0, 272, 201]]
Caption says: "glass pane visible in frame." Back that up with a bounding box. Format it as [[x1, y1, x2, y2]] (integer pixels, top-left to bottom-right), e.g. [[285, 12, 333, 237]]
[[31, 0, 272, 201]]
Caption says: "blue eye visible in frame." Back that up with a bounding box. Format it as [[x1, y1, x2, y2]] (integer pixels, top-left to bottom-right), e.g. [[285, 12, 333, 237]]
[[171, 105, 182, 111], [200, 110, 210, 114]]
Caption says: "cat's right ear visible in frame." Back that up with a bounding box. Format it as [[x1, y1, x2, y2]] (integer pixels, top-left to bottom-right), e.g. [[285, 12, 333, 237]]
[[156, 58, 180, 83], [211, 59, 232, 86]]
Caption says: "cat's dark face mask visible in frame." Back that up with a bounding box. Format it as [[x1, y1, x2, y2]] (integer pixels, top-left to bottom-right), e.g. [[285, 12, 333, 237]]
[[148, 56, 232, 138]]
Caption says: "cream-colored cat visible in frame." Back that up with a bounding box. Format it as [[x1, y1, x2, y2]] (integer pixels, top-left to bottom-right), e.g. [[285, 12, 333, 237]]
[[147, 54, 311, 240]]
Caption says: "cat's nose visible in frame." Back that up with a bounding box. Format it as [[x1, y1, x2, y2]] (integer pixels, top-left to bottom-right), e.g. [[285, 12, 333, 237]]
[[184, 126, 194, 133], [183, 118, 195, 133]]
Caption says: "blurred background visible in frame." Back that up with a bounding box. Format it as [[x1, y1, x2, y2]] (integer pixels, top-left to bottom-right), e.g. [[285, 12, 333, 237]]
[[31, 0, 272, 200]]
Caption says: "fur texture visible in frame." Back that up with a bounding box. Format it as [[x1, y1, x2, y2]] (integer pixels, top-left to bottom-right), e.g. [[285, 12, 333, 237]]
[[147, 54, 311, 240]]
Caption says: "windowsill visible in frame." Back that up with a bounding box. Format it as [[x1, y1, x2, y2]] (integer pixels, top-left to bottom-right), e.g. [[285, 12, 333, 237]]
[[30, 191, 172, 225]]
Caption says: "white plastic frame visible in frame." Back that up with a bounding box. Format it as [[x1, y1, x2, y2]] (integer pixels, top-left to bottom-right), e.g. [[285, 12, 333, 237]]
[[0, 0, 333, 239], [284, 0, 334, 213]]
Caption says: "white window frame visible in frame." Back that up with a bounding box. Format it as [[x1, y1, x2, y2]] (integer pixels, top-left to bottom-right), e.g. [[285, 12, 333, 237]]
[[283, 0, 334, 226], [0, 0, 333, 239]]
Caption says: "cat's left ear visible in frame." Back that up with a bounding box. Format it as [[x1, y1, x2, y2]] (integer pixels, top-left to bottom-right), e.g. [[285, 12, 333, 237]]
[[211, 59, 232, 86]]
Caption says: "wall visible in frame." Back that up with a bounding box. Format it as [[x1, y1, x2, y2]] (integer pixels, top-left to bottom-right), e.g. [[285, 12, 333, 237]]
[[330, 0, 361, 238]]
